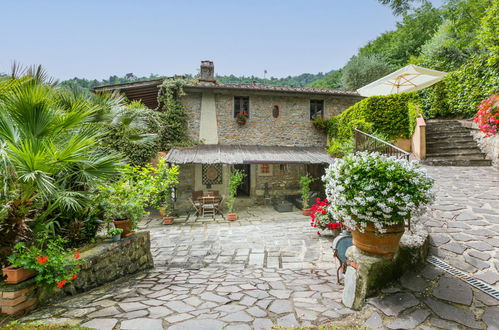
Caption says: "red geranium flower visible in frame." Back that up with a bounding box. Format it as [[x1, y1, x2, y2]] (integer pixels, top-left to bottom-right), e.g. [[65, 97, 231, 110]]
[[56, 279, 66, 288], [37, 255, 48, 265], [73, 252, 80, 259], [70, 274, 77, 281]]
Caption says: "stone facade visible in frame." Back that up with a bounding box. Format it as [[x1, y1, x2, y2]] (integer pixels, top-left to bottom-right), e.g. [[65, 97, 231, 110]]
[[181, 92, 202, 142], [183, 87, 361, 147], [173, 83, 361, 211]]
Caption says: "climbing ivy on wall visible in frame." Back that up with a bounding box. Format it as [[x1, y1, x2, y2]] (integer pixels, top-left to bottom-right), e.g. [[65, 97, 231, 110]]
[[157, 77, 195, 149]]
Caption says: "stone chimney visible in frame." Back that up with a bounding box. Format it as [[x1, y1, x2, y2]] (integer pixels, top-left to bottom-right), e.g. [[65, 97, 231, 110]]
[[199, 60, 215, 82]]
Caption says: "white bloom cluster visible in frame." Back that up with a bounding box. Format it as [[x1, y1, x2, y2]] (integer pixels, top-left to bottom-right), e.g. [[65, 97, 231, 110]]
[[323, 152, 435, 233]]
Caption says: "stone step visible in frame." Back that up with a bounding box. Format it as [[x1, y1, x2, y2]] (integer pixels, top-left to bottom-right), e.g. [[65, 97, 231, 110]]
[[426, 141, 479, 150], [426, 138, 476, 146], [426, 126, 469, 132], [426, 150, 485, 158], [421, 159, 492, 166], [426, 133, 473, 141]]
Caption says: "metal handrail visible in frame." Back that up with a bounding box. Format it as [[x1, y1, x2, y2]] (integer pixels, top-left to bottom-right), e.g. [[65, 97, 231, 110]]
[[354, 128, 410, 161]]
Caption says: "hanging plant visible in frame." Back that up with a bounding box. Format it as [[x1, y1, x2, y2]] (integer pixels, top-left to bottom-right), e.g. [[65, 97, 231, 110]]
[[236, 112, 249, 125], [312, 116, 330, 133]]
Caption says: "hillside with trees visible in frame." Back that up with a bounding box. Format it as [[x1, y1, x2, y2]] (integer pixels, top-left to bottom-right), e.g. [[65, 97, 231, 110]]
[[312, 0, 498, 118]]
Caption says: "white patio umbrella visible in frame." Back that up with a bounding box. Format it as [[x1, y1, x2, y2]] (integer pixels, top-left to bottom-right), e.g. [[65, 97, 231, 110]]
[[357, 64, 447, 97]]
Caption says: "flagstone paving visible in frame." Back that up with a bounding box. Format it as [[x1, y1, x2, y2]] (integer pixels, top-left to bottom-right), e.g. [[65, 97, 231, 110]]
[[15, 166, 499, 329]]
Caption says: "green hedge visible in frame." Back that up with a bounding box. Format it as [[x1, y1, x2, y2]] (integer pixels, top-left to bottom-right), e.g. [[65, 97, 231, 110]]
[[327, 92, 420, 156], [420, 54, 499, 119], [331, 92, 420, 140]]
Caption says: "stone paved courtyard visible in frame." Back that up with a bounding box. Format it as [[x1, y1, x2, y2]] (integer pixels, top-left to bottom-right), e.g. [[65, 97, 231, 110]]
[[14, 166, 499, 329]]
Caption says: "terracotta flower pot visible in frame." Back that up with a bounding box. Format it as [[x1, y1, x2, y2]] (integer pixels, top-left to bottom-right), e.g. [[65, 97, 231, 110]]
[[302, 208, 311, 216], [163, 217, 174, 225], [350, 222, 405, 257], [2, 266, 36, 284], [113, 219, 132, 238], [227, 213, 237, 221]]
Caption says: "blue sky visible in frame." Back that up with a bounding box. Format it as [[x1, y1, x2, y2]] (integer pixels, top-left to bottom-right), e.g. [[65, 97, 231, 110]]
[[0, 1, 434, 80]]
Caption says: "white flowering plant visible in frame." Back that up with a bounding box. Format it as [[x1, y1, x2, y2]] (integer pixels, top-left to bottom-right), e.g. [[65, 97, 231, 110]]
[[323, 152, 434, 233]]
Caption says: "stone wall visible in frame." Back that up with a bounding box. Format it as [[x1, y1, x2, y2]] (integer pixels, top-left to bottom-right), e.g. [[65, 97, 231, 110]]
[[0, 232, 153, 316], [214, 92, 360, 147], [464, 121, 499, 169], [181, 92, 202, 142], [181, 88, 361, 147], [67, 231, 153, 294], [174, 164, 196, 213]]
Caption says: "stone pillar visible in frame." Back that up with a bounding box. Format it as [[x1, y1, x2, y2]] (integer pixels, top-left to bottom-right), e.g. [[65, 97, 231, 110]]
[[342, 226, 429, 310], [411, 117, 426, 160], [342, 246, 396, 310]]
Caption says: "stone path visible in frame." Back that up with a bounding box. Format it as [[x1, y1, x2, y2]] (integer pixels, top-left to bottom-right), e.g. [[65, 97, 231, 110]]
[[15, 166, 499, 329], [424, 166, 499, 288]]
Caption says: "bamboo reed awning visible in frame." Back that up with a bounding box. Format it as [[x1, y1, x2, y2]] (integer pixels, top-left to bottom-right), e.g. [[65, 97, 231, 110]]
[[164, 145, 334, 164]]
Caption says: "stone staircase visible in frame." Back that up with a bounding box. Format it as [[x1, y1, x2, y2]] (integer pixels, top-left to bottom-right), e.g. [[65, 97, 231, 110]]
[[423, 120, 491, 166]]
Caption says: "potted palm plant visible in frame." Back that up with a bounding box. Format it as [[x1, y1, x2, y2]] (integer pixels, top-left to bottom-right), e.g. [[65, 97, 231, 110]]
[[226, 169, 246, 221], [299, 175, 313, 216], [323, 152, 434, 257]]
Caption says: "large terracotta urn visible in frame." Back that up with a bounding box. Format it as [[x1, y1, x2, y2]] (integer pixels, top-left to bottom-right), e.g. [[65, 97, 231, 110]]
[[113, 219, 132, 238], [350, 222, 405, 257]]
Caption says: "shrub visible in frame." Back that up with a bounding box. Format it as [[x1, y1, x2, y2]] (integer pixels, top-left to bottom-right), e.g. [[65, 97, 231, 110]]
[[226, 170, 246, 213], [97, 162, 179, 228], [323, 152, 435, 233], [309, 198, 342, 233], [445, 54, 499, 118], [299, 175, 314, 209], [327, 92, 420, 156], [7, 235, 83, 288], [474, 94, 499, 136], [333, 92, 419, 141]]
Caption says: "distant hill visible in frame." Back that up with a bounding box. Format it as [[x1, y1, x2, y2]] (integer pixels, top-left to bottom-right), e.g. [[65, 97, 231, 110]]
[[57, 70, 337, 92]]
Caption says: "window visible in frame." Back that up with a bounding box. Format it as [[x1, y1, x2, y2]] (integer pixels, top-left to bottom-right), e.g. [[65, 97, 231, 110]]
[[310, 100, 324, 120], [260, 164, 270, 174], [272, 105, 279, 118], [234, 96, 249, 118]]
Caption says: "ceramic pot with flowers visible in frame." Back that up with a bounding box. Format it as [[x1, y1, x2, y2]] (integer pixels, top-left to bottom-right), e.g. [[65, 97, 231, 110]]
[[322, 152, 434, 257]]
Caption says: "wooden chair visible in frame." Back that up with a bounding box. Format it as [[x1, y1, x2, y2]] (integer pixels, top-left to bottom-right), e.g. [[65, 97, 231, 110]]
[[207, 190, 219, 197], [188, 197, 202, 218], [192, 190, 203, 200], [201, 196, 216, 218], [214, 195, 225, 220]]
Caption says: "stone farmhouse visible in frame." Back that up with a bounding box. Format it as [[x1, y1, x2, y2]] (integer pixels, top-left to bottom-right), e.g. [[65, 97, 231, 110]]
[[95, 61, 363, 211]]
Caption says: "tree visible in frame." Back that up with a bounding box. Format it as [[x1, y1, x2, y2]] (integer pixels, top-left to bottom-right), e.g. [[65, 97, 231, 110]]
[[378, 0, 424, 15], [308, 70, 343, 89], [478, 0, 499, 65], [0, 70, 124, 266], [341, 55, 395, 91], [360, 3, 443, 66]]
